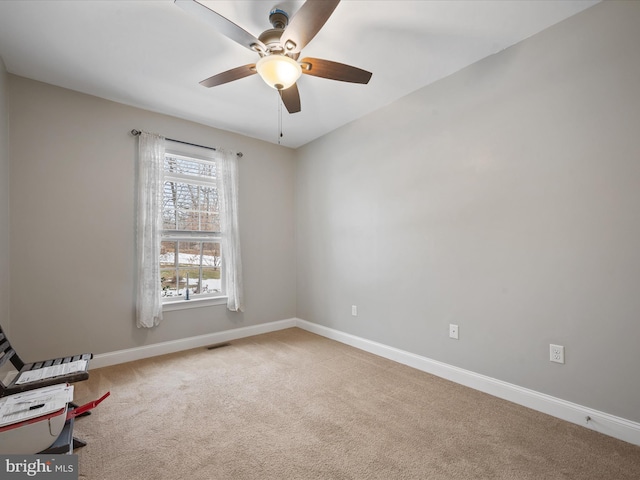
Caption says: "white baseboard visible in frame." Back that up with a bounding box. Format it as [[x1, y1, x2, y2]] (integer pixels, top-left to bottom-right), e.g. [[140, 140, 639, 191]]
[[295, 318, 640, 447], [90, 318, 297, 369]]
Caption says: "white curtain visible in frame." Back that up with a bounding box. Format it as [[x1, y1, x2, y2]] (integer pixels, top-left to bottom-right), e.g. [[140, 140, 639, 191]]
[[136, 132, 165, 328], [217, 149, 244, 312]]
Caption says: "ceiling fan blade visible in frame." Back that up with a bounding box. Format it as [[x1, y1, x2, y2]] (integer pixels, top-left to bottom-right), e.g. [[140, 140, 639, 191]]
[[199, 64, 257, 88], [300, 58, 372, 84], [280, 0, 340, 55], [280, 83, 301, 114], [174, 0, 266, 53]]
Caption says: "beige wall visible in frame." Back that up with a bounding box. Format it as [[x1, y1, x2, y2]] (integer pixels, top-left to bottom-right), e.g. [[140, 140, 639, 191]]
[[0, 58, 8, 335], [296, 0, 640, 422], [8, 76, 296, 358]]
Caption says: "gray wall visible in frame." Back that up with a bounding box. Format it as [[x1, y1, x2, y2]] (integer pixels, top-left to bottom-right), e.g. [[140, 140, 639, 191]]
[[8, 76, 296, 359], [296, 0, 640, 423], [0, 58, 8, 335]]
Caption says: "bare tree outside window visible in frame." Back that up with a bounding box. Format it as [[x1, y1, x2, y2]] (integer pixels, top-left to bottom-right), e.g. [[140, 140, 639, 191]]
[[160, 153, 223, 299]]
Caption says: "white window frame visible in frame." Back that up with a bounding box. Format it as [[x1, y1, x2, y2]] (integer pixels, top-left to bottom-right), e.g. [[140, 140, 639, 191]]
[[161, 142, 228, 310]]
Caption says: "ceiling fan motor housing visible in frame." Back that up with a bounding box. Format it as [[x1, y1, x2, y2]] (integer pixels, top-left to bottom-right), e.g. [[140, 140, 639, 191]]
[[258, 28, 284, 52]]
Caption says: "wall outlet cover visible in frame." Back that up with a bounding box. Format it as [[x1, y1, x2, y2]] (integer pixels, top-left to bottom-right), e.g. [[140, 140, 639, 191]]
[[550, 344, 565, 364], [449, 324, 459, 340]]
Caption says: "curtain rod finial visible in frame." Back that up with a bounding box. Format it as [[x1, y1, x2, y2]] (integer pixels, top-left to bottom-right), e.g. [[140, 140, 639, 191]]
[[131, 129, 141, 136]]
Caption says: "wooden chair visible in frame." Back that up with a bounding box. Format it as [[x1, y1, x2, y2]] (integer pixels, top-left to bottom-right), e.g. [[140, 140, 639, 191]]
[[0, 325, 92, 397]]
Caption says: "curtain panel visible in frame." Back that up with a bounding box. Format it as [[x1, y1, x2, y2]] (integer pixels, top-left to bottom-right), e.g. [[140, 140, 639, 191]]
[[217, 149, 244, 312], [136, 132, 165, 328]]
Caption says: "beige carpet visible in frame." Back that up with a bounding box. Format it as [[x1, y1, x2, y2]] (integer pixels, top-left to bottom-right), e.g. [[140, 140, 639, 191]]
[[73, 328, 640, 479]]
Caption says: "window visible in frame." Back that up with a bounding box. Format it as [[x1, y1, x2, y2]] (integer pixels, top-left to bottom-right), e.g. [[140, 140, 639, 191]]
[[160, 146, 224, 302]]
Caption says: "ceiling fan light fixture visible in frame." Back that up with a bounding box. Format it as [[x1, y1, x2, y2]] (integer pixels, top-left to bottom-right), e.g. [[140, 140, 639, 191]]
[[256, 55, 302, 90]]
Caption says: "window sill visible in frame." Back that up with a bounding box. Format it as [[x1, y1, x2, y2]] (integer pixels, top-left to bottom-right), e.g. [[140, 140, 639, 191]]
[[163, 296, 228, 312]]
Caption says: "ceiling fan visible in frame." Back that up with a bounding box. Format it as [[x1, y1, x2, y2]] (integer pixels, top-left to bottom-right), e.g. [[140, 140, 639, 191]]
[[174, 0, 372, 114]]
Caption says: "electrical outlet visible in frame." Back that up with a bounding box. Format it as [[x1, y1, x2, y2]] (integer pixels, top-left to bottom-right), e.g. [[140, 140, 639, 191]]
[[351, 305, 358, 316], [550, 344, 565, 364], [449, 324, 459, 340]]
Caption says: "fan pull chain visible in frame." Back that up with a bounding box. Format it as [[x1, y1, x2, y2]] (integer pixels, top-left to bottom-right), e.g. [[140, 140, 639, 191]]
[[277, 90, 283, 145]]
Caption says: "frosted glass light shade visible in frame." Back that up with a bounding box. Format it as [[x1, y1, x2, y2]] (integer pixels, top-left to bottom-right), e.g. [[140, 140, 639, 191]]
[[256, 55, 302, 90]]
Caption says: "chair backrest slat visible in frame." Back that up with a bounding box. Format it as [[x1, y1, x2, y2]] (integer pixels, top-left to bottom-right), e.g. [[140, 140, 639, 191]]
[[0, 323, 92, 397], [0, 347, 16, 368]]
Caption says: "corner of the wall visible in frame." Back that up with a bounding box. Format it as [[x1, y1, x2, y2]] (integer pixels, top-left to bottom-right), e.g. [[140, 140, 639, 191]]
[[0, 54, 10, 337]]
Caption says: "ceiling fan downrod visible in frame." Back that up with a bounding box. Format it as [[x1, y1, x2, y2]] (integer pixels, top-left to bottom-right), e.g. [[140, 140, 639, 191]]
[[258, 8, 292, 56], [269, 8, 289, 29]]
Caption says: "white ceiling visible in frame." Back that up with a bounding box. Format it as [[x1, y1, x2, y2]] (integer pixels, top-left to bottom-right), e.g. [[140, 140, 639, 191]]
[[0, 0, 598, 148]]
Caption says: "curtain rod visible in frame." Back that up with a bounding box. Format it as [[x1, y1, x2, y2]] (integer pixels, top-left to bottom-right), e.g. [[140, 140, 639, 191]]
[[130, 129, 243, 158]]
